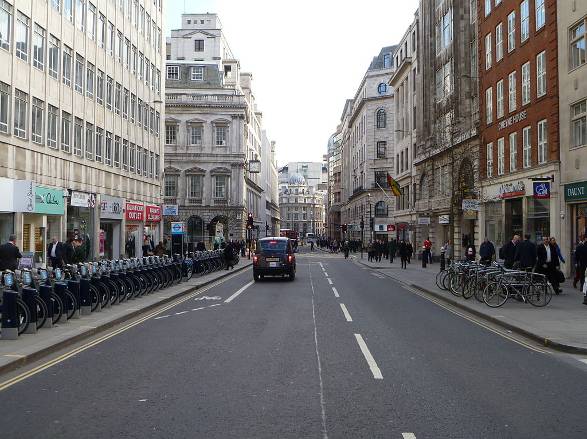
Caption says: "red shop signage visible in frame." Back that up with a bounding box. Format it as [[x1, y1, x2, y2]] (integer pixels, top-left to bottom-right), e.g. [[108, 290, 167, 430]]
[[125, 202, 144, 221], [146, 205, 161, 222]]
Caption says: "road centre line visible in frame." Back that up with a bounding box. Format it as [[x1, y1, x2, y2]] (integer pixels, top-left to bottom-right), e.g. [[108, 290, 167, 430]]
[[354, 334, 383, 380], [174, 311, 189, 315], [323, 272, 329, 277], [224, 281, 254, 303], [332, 287, 339, 298], [154, 315, 170, 320], [327, 278, 333, 285], [339, 304, 353, 322], [402, 434, 417, 439]]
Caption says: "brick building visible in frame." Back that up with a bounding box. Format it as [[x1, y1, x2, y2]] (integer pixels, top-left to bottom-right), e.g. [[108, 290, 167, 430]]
[[478, 0, 560, 249]]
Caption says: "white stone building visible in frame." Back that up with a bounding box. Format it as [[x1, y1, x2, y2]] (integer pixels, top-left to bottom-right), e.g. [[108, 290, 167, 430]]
[[279, 174, 326, 239], [0, 0, 165, 262], [163, 13, 275, 247], [278, 161, 327, 190]]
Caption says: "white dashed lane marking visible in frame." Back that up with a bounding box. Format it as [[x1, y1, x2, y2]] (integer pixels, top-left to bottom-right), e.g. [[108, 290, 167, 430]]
[[354, 333, 383, 380], [332, 287, 340, 298], [224, 281, 254, 303], [327, 278, 333, 285], [339, 303, 353, 322], [402, 433, 417, 439]]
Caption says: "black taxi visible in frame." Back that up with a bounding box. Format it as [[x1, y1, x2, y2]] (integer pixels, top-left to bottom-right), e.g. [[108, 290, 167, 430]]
[[253, 237, 296, 281]]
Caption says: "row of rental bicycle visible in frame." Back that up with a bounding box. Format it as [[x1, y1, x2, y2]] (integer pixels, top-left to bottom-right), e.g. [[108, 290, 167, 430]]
[[436, 260, 554, 308], [0, 250, 237, 339]]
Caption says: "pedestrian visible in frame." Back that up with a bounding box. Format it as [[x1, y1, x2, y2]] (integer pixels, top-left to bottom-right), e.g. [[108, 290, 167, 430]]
[[549, 237, 565, 264], [388, 239, 397, 264], [125, 235, 136, 258], [423, 237, 432, 264], [407, 241, 413, 264], [224, 241, 235, 270], [399, 240, 409, 269], [514, 234, 537, 271], [537, 236, 562, 294], [500, 234, 520, 269], [47, 236, 64, 268], [310, 240, 314, 251], [63, 238, 75, 265], [573, 236, 587, 303], [479, 237, 495, 265], [0, 234, 22, 271], [343, 240, 350, 259], [154, 241, 166, 256]]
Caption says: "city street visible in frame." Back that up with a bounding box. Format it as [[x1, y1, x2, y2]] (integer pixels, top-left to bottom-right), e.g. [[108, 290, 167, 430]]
[[1, 248, 587, 439]]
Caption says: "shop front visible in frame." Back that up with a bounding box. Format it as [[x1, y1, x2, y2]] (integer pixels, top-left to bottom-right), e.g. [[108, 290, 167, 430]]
[[30, 185, 66, 264], [0, 177, 33, 244], [145, 205, 162, 246], [67, 191, 96, 262], [125, 202, 144, 257], [564, 181, 587, 273], [99, 195, 124, 259]]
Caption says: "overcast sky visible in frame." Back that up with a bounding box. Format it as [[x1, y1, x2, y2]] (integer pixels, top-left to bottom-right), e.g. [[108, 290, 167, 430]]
[[166, 0, 419, 166]]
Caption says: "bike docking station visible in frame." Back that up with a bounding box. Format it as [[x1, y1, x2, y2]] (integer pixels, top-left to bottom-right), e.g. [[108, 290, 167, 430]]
[[67, 279, 81, 319], [1, 290, 19, 340], [21, 287, 38, 334], [80, 278, 93, 316], [39, 285, 54, 329]]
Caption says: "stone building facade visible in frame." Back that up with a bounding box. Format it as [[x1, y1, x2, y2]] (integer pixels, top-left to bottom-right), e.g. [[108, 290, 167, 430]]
[[279, 174, 326, 239]]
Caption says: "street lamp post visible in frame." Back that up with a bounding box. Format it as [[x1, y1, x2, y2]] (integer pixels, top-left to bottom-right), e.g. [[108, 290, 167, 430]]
[[367, 193, 373, 243], [360, 216, 364, 259]]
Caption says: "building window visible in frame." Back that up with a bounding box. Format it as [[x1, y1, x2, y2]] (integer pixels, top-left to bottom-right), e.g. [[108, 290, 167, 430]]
[[129, 143, 136, 171], [105, 131, 112, 165], [166, 65, 179, 80], [521, 0, 529, 42], [97, 13, 105, 47], [164, 175, 178, 197], [63, 45, 72, 86], [64, 0, 72, 22], [440, 8, 453, 50], [61, 111, 71, 152], [0, 81, 9, 133], [47, 104, 58, 149], [73, 117, 83, 156], [113, 136, 120, 168], [485, 87, 493, 125], [106, 75, 113, 110], [571, 100, 587, 148], [377, 83, 387, 94], [509, 132, 517, 171], [95, 127, 103, 162], [570, 19, 586, 69], [123, 88, 129, 118], [485, 0, 491, 17], [75, 0, 85, 32], [376, 141, 386, 159], [122, 139, 128, 170], [214, 175, 227, 199], [114, 82, 121, 114], [536, 51, 546, 97], [537, 119, 548, 164], [470, 0, 477, 23], [486, 143, 493, 177], [374, 201, 387, 217], [191, 66, 204, 81], [87, 2, 96, 39], [86, 62, 95, 98], [165, 124, 177, 145], [215, 125, 228, 146], [107, 21, 114, 56], [31, 97, 43, 144], [496, 80, 504, 119], [535, 0, 545, 30], [495, 23, 503, 62], [189, 125, 202, 145], [508, 71, 517, 113], [521, 61, 531, 105], [16, 11, 29, 62], [48, 35, 60, 79], [135, 147, 141, 174], [507, 11, 516, 52], [188, 175, 203, 199], [522, 126, 531, 168], [383, 53, 391, 68], [194, 39, 204, 52], [485, 33, 492, 69], [13, 89, 27, 139], [0, 1, 12, 52], [376, 109, 386, 128], [497, 137, 505, 175], [85, 122, 93, 160], [33, 24, 45, 70], [74, 53, 84, 94]]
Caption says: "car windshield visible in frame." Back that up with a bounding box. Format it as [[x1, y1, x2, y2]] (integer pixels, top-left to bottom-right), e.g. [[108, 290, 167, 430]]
[[259, 240, 288, 253]]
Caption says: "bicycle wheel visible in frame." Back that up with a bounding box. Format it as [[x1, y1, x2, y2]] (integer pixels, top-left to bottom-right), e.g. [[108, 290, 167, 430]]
[[51, 292, 64, 324], [462, 278, 476, 299], [483, 282, 509, 308], [64, 290, 77, 319], [35, 296, 48, 329], [449, 273, 465, 297], [435, 270, 448, 290], [89, 284, 100, 312], [527, 282, 552, 307], [16, 297, 31, 334], [474, 279, 487, 303]]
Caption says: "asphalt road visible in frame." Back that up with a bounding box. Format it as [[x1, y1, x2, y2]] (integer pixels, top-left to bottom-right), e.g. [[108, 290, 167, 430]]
[[1, 248, 587, 438]]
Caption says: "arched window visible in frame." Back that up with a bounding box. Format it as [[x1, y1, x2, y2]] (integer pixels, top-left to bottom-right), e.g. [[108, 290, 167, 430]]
[[376, 109, 386, 128], [377, 83, 387, 94], [374, 201, 387, 217]]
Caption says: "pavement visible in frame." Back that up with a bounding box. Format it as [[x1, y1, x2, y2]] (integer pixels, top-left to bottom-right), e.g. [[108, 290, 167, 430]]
[[353, 254, 587, 353], [0, 260, 253, 374], [0, 248, 586, 438]]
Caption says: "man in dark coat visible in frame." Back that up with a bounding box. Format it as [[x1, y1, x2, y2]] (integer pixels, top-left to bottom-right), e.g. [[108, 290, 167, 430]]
[[47, 237, 64, 268], [0, 234, 22, 271], [573, 237, 587, 303], [388, 239, 397, 264], [500, 234, 520, 269], [479, 237, 496, 265], [536, 236, 561, 293], [398, 240, 409, 269], [514, 234, 537, 270]]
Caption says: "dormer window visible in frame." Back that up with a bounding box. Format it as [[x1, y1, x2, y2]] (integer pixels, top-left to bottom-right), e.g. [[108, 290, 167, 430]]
[[378, 83, 387, 95]]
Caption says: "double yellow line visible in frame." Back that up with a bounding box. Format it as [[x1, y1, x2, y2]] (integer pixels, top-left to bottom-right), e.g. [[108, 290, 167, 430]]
[[0, 268, 249, 392]]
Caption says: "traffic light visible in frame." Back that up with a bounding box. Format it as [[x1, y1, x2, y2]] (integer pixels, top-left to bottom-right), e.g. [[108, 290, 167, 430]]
[[369, 217, 374, 230], [247, 213, 254, 229]]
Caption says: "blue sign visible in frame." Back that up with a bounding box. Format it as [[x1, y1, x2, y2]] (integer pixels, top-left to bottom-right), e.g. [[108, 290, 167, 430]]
[[171, 222, 185, 235], [533, 181, 550, 199]]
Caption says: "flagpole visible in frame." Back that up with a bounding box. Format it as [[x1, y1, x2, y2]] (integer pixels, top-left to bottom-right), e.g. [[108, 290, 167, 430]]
[[375, 182, 395, 203]]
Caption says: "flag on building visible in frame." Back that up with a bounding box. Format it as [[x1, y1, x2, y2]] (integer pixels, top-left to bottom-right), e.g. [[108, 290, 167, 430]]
[[386, 173, 402, 197]]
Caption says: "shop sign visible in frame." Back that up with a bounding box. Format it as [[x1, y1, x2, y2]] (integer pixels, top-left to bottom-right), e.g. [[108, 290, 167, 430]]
[[374, 223, 391, 232], [171, 222, 186, 235], [418, 217, 431, 225], [71, 191, 97, 208], [387, 224, 396, 232], [34, 186, 65, 215], [462, 199, 480, 212], [499, 181, 526, 199], [18, 252, 35, 269], [564, 181, 587, 202], [125, 202, 145, 221], [498, 110, 528, 131], [162, 204, 179, 216], [100, 195, 124, 219], [146, 205, 162, 222], [13, 180, 36, 213], [439, 215, 450, 224], [463, 210, 478, 220], [533, 181, 551, 199]]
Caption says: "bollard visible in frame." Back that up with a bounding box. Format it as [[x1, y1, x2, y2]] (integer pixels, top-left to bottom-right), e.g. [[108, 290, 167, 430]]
[[67, 280, 81, 319], [422, 249, 427, 268], [1, 290, 19, 339], [80, 278, 92, 315], [39, 285, 53, 329], [440, 251, 446, 271], [21, 287, 38, 334]]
